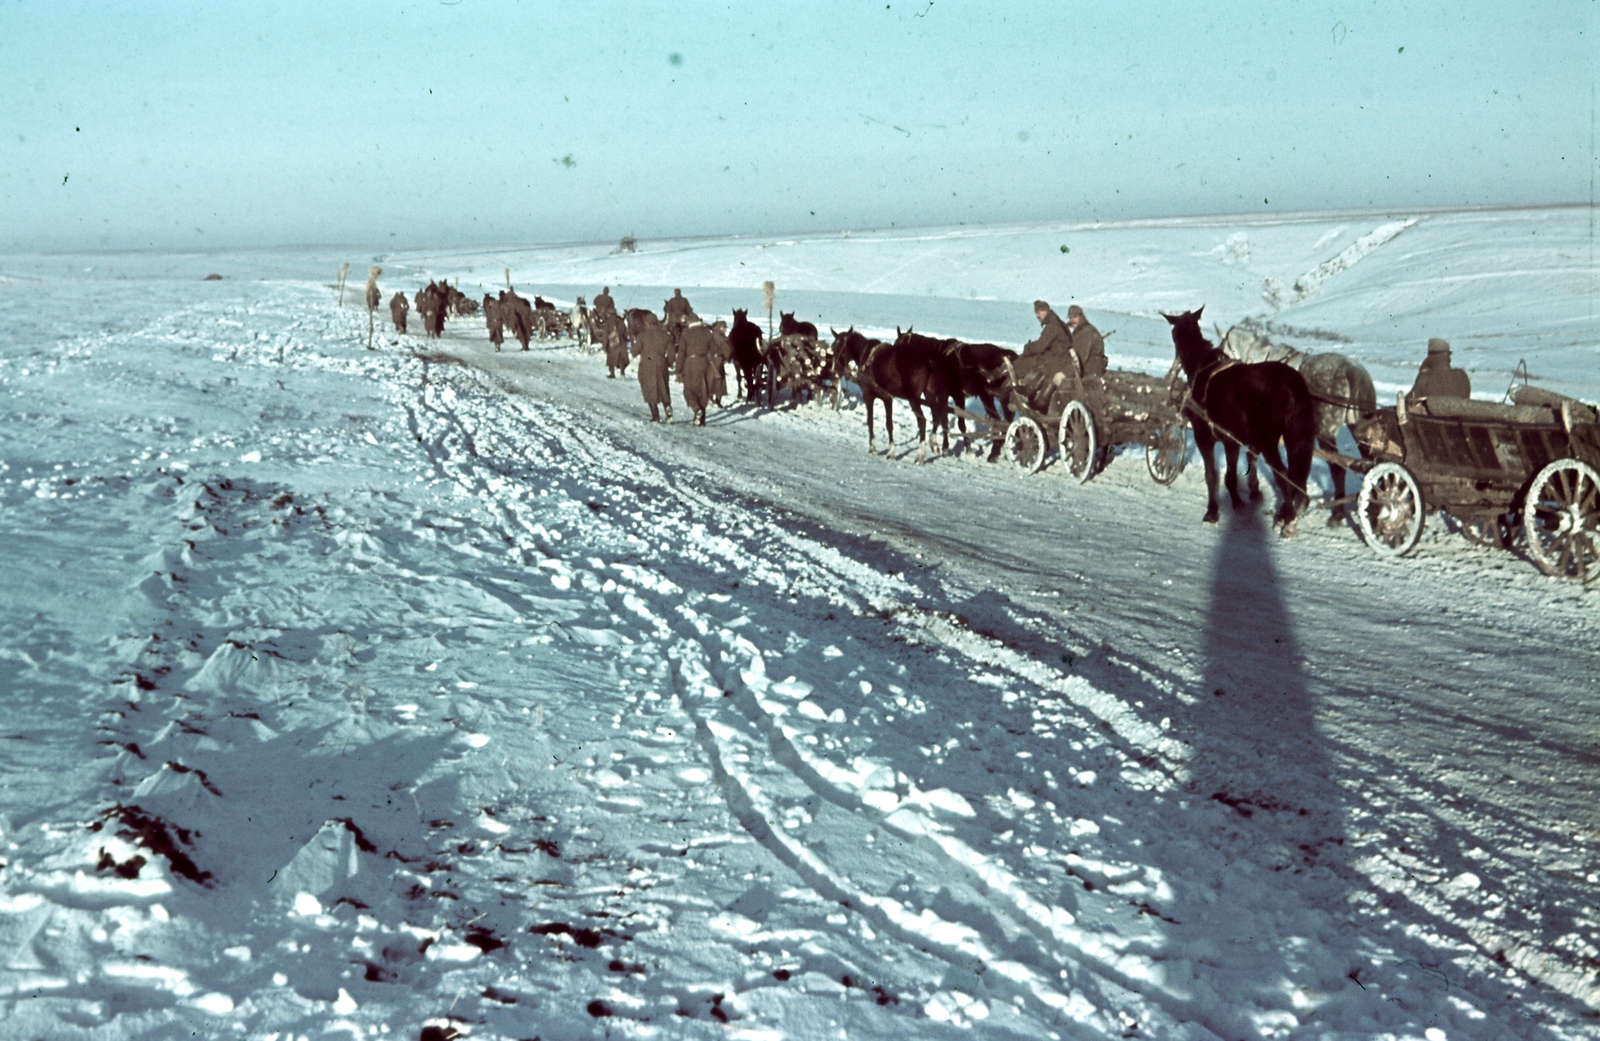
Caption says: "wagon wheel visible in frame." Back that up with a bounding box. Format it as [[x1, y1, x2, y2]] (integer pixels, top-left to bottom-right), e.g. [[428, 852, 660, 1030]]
[[1001, 416, 1046, 475], [1056, 400, 1098, 484], [1453, 511, 1514, 550], [1145, 417, 1187, 486], [1356, 461, 1426, 557], [1521, 459, 1600, 582]]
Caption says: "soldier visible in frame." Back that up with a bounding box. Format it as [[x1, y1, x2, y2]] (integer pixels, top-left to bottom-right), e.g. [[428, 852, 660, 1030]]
[[675, 318, 716, 426], [365, 267, 382, 312], [1065, 304, 1107, 378], [708, 319, 732, 405], [483, 294, 504, 351], [1410, 338, 1471, 401], [1010, 300, 1072, 399], [594, 285, 616, 317], [633, 313, 673, 421], [1021, 300, 1071, 357], [663, 288, 693, 342], [389, 291, 409, 334], [602, 311, 630, 377]]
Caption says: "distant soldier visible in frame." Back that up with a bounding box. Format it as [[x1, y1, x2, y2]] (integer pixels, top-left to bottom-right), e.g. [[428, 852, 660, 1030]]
[[1065, 304, 1107, 377], [484, 294, 504, 351], [365, 267, 382, 312], [663, 288, 693, 341], [594, 285, 616, 317], [634, 313, 673, 421], [1410, 338, 1471, 401], [709, 319, 732, 405], [601, 311, 629, 378], [676, 318, 716, 426], [389, 292, 409, 333]]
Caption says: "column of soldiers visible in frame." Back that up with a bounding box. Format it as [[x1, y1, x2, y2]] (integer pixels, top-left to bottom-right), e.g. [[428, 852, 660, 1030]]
[[373, 274, 1465, 429]]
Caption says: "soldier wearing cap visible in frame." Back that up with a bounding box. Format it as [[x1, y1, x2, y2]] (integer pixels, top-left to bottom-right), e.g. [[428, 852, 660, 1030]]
[[1410, 338, 1471, 400], [594, 286, 616, 317], [1065, 304, 1107, 378], [1021, 300, 1071, 357]]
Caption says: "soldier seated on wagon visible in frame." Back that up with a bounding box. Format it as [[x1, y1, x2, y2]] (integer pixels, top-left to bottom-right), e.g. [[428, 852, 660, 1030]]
[[1409, 338, 1471, 402], [1065, 304, 1107, 378], [1010, 300, 1075, 403]]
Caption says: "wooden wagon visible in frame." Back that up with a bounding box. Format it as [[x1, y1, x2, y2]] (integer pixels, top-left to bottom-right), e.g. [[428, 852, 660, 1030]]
[[1344, 388, 1600, 581], [987, 354, 1190, 486]]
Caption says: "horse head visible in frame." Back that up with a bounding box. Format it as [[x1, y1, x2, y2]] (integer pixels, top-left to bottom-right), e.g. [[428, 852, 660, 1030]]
[[1163, 307, 1214, 377]]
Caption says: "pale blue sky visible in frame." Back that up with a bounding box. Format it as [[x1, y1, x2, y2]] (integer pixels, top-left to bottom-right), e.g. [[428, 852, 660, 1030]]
[[4, 1, 1596, 251]]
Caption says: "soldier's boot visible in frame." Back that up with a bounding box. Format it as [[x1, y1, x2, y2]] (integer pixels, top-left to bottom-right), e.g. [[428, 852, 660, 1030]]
[[649, 404, 661, 422], [696, 410, 706, 427], [664, 405, 673, 422]]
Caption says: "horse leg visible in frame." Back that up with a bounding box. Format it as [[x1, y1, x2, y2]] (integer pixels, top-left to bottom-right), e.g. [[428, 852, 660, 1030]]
[[1322, 432, 1347, 527], [884, 398, 895, 457], [865, 394, 877, 455], [1223, 441, 1246, 512], [1246, 449, 1263, 502], [1196, 429, 1221, 524], [912, 401, 929, 464], [1275, 431, 1315, 536]]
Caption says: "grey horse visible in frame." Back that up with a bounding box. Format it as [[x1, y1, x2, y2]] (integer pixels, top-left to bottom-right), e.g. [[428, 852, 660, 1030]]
[[1220, 322, 1377, 526]]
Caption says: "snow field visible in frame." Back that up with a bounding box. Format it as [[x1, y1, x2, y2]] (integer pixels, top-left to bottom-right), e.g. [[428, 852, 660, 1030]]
[[0, 210, 1596, 1041]]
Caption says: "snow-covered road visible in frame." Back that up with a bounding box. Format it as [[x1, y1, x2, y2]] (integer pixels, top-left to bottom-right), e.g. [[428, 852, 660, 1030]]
[[1, 209, 1597, 1040]]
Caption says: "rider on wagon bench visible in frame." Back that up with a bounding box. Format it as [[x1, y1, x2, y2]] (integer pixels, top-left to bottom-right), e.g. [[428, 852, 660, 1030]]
[[1013, 300, 1104, 400]]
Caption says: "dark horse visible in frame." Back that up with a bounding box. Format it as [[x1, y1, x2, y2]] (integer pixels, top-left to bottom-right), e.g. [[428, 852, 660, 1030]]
[[848, 329, 960, 462], [779, 311, 819, 339], [1220, 323, 1377, 527], [829, 327, 884, 410], [1165, 307, 1317, 535], [729, 309, 768, 404], [896, 328, 1016, 459]]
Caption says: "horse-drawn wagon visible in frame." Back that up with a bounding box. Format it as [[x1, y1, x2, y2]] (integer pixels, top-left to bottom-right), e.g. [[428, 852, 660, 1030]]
[[993, 353, 1190, 487], [1346, 387, 1600, 581]]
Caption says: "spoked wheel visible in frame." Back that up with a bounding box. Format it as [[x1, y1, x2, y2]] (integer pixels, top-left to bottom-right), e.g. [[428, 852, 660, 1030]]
[[1001, 416, 1046, 475], [1056, 400, 1098, 484], [1356, 461, 1426, 557], [1145, 417, 1187, 486], [1522, 459, 1600, 582], [1453, 511, 1514, 550]]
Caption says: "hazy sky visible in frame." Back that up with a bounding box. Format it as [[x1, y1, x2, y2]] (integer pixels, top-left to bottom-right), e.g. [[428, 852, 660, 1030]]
[[4, 1, 1596, 251]]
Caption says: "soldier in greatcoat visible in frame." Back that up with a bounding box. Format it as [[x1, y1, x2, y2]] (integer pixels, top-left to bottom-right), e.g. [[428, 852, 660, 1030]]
[[663, 288, 693, 343], [633, 313, 674, 421], [675, 318, 716, 425], [1410, 338, 1471, 401], [483, 294, 504, 350], [602, 312, 630, 377], [708, 319, 732, 405], [1011, 300, 1073, 399], [389, 292, 409, 333], [594, 286, 616, 317], [1065, 304, 1107, 378]]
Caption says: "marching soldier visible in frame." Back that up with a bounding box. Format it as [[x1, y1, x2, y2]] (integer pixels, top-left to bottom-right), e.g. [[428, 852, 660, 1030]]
[[634, 313, 673, 421], [389, 291, 409, 333], [676, 317, 715, 426]]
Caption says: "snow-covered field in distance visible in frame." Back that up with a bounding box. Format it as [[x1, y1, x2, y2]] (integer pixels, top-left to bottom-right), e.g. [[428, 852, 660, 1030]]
[[0, 206, 1596, 1040]]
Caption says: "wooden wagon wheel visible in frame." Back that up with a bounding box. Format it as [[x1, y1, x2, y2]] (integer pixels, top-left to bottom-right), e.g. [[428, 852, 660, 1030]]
[[1356, 461, 1426, 557], [1056, 400, 1098, 484], [1521, 459, 1600, 582], [1002, 416, 1046, 475], [1145, 416, 1187, 486]]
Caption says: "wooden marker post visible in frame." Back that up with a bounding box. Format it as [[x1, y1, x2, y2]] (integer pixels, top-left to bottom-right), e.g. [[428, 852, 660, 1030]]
[[337, 262, 350, 305], [763, 280, 775, 340]]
